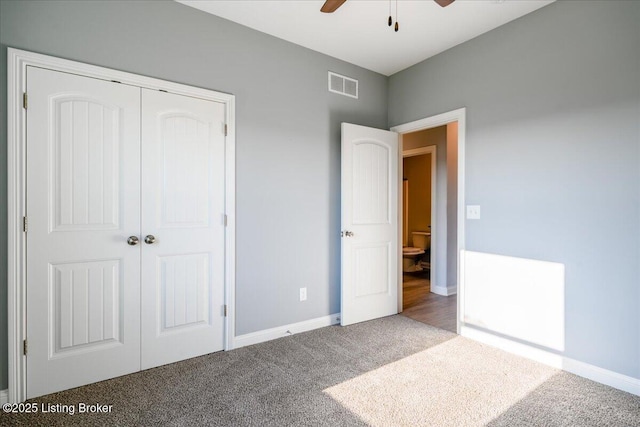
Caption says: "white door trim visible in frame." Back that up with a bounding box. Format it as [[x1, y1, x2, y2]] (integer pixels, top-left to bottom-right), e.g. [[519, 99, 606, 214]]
[[390, 108, 466, 335], [7, 48, 236, 403], [400, 145, 437, 309]]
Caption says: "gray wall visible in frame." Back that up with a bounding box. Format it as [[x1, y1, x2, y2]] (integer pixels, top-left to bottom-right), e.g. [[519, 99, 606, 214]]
[[0, 0, 388, 389], [389, 0, 640, 379]]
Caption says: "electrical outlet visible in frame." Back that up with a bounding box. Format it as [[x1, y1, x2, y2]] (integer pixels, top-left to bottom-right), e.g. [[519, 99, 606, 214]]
[[466, 205, 481, 220], [299, 287, 307, 301]]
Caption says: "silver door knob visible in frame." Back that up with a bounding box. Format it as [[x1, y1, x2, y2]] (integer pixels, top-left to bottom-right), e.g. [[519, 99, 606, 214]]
[[343, 231, 354, 237], [127, 236, 139, 246], [144, 235, 156, 244]]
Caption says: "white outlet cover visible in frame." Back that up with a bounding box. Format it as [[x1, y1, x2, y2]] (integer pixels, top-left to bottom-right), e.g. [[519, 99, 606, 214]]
[[467, 205, 481, 220], [299, 287, 307, 301]]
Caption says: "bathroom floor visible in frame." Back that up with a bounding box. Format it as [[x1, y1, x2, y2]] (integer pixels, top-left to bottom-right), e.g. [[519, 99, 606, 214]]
[[401, 274, 457, 333]]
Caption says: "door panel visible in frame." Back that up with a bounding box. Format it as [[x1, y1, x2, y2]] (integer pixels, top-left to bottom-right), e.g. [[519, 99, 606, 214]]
[[52, 96, 120, 230], [159, 114, 212, 227], [158, 253, 210, 331], [26, 66, 141, 398], [352, 142, 391, 225], [354, 243, 390, 296], [141, 89, 225, 369], [50, 259, 122, 356], [341, 123, 399, 326]]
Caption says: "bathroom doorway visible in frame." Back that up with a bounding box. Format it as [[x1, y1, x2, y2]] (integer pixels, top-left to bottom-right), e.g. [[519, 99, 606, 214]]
[[402, 147, 435, 278], [397, 123, 458, 333]]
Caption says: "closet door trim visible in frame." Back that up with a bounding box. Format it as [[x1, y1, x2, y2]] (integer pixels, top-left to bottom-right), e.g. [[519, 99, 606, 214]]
[[7, 48, 236, 404]]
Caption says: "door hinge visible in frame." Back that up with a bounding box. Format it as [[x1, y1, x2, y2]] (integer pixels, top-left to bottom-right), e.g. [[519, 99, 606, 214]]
[[224, 214, 228, 227], [23, 92, 27, 110], [223, 304, 227, 317], [224, 124, 228, 136], [23, 216, 28, 232], [23, 339, 27, 356]]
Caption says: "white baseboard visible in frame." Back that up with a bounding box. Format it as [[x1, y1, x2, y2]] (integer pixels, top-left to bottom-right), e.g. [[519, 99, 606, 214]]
[[231, 313, 341, 350], [461, 324, 640, 396], [561, 357, 640, 397], [0, 389, 8, 405], [431, 284, 457, 296]]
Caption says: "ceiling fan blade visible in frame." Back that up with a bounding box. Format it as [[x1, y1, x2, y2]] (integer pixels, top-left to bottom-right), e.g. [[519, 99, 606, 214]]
[[321, 0, 347, 13], [434, 0, 455, 7]]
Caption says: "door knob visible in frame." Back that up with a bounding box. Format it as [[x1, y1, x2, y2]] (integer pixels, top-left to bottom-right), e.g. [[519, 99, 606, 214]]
[[342, 231, 354, 237], [144, 235, 156, 244], [127, 236, 139, 246]]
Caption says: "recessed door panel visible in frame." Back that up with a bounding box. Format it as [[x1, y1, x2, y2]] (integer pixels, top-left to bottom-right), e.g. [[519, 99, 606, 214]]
[[354, 243, 390, 297], [352, 142, 390, 225], [160, 114, 211, 227], [50, 260, 122, 357], [158, 253, 210, 333], [26, 66, 141, 398], [51, 97, 120, 231]]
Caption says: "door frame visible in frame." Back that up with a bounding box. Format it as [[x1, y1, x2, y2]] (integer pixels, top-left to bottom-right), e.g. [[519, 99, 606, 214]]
[[7, 48, 237, 403], [400, 145, 437, 297], [390, 108, 466, 335]]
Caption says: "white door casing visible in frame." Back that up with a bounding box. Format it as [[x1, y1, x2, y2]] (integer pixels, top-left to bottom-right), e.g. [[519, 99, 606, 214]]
[[26, 67, 142, 398], [341, 123, 399, 326], [141, 89, 226, 369], [9, 49, 236, 404]]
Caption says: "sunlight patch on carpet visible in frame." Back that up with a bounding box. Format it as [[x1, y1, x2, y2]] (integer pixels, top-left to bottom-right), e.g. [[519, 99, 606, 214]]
[[323, 336, 558, 427]]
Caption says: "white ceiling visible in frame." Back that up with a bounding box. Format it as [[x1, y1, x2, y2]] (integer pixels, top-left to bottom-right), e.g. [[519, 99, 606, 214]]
[[178, 0, 554, 76]]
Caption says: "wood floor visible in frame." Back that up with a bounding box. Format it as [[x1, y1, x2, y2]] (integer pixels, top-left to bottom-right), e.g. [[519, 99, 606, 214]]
[[401, 273, 457, 333]]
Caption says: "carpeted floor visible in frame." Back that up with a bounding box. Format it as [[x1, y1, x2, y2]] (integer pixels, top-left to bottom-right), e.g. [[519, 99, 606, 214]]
[[2, 315, 639, 426]]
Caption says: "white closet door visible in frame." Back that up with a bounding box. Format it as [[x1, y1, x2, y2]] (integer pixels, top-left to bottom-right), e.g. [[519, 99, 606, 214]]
[[140, 89, 226, 369], [26, 67, 141, 398]]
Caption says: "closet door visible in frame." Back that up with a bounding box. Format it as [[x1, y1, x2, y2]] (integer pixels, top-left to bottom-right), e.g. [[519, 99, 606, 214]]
[[140, 89, 226, 369], [26, 67, 141, 398]]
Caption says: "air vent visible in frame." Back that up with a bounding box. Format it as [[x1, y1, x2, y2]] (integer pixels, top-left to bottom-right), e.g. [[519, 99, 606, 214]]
[[328, 71, 358, 99]]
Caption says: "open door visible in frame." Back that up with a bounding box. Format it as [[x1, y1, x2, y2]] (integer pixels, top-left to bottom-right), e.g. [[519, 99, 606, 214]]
[[341, 123, 399, 326]]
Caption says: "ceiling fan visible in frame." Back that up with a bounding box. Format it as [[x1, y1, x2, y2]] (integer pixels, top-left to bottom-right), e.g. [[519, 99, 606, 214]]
[[320, 0, 455, 14]]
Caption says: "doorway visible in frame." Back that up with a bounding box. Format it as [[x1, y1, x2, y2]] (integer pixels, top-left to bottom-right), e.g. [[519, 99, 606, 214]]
[[339, 108, 465, 335], [393, 120, 461, 333], [401, 147, 441, 329]]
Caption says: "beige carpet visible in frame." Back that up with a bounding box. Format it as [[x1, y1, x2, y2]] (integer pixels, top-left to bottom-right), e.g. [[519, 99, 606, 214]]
[[324, 337, 558, 426], [2, 315, 639, 426]]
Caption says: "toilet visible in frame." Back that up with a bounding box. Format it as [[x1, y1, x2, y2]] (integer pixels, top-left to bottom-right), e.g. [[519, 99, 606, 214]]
[[402, 231, 431, 272]]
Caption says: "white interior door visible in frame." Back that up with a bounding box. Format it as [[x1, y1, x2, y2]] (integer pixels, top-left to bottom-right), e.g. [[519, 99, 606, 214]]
[[140, 89, 226, 369], [341, 123, 399, 326], [26, 67, 141, 398]]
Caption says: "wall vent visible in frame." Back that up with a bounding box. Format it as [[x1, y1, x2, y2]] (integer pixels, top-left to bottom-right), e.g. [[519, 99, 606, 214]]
[[328, 71, 358, 99]]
